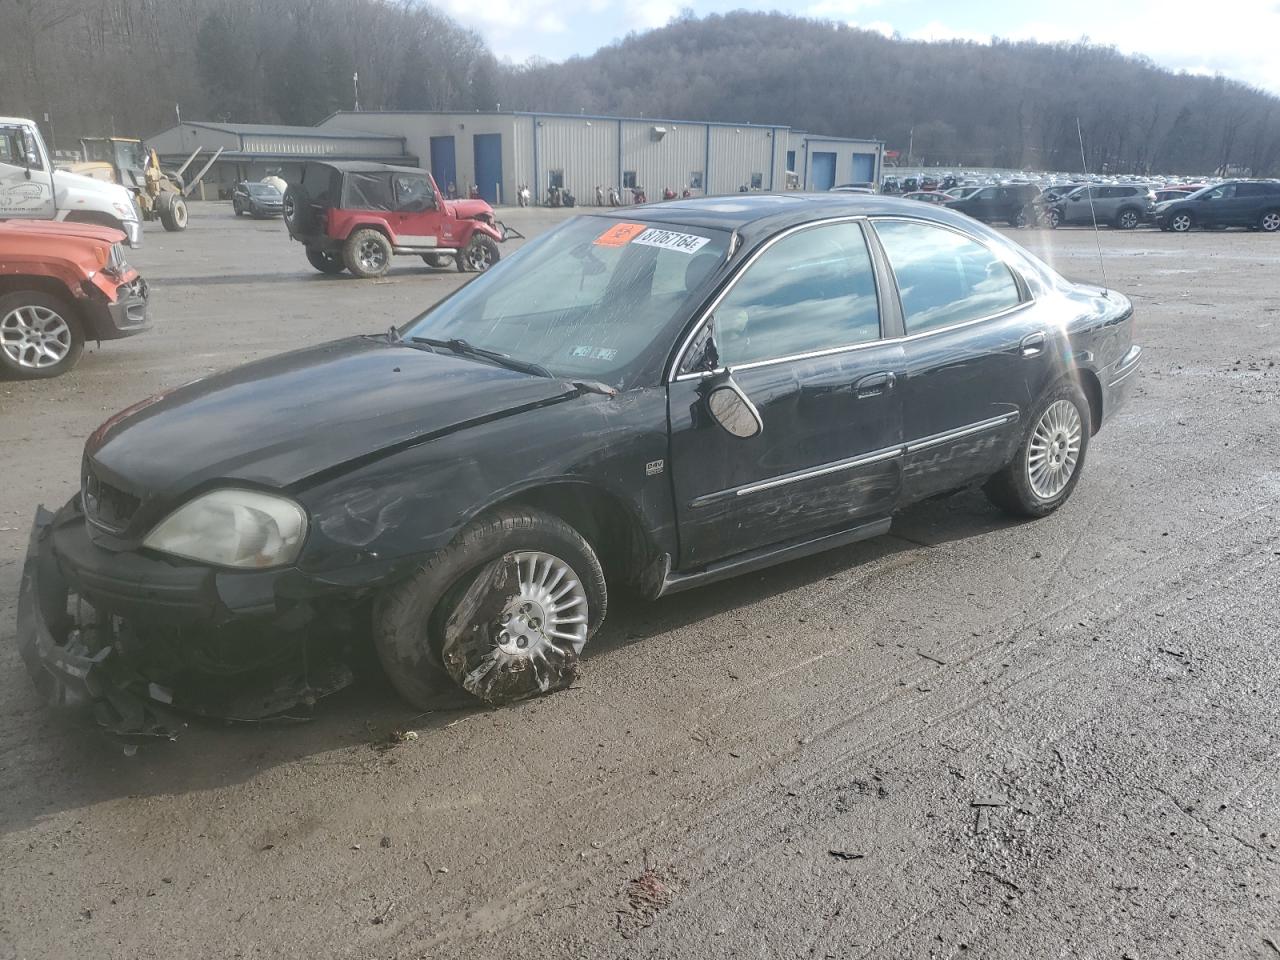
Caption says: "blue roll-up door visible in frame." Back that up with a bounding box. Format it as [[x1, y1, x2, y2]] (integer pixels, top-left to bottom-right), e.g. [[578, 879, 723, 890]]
[[851, 152, 875, 183], [811, 152, 836, 191], [430, 136, 457, 195], [473, 134, 503, 204]]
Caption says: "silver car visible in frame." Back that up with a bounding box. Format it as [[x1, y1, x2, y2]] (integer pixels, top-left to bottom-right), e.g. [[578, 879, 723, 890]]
[[1048, 184, 1156, 230]]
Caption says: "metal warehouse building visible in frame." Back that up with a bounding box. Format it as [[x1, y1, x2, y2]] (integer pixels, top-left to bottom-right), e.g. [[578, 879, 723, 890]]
[[145, 121, 417, 194], [317, 111, 883, 205]]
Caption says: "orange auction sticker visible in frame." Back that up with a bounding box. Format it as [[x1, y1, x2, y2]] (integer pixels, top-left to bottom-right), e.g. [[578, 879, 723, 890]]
[[594, 222, 647, 247]]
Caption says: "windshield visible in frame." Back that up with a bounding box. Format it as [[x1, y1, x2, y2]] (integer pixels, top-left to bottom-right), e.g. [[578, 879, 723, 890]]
[[247, 183, 281, 197], [401, 217, 730, 386]]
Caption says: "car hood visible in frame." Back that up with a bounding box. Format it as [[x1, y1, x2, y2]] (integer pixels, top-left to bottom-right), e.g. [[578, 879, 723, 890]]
[[86, 336, 578, 502], [52, 168, 135, 205], [446, 199, 494, 219], [0, 218, 125, 245]]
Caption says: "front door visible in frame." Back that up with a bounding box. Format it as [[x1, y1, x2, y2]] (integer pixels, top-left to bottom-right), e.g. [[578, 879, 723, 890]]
[[668, 220, 904, 567], [0, 124, 56, 221], [870, 218, 1051, 500], [391, 171, 444, 248]]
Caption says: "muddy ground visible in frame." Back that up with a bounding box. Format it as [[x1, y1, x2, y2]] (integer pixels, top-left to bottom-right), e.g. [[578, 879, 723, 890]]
[[1, 205, 1278, 959]]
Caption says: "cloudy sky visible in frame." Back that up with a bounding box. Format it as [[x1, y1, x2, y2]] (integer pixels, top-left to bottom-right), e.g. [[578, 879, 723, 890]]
[[432, 0, 1280, 95]]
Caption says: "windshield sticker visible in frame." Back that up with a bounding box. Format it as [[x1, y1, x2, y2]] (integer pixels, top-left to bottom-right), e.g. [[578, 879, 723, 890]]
[[631, 228, 711, 254], [594, 222, 647, 247], [569, 345, 618, 361]]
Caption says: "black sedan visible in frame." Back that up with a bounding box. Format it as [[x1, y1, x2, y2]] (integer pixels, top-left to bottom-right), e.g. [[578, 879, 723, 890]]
[[18, 195, 1141, 738], [232, 181, 284, 218]]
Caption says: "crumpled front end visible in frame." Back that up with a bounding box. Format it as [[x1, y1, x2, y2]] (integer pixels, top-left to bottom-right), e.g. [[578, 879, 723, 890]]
[[17, 500, 359, 742]]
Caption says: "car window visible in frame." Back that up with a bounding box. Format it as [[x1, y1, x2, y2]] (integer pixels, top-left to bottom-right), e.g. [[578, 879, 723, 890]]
[[404, 217, 730, 387], [874, 220, 1023, 335], [394, 174, 435, 212], [974, 187, 997, 199], [1205, 184, 1236, 200], [706, 221, 879, 368], [343, 172, 396, 210]]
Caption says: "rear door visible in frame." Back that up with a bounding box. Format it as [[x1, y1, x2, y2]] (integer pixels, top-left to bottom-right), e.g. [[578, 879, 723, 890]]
[[668, 219, 904, 566], [0, 123, 56, 221], [871, 217, 1050, 501], [391, 172, 444, 248]]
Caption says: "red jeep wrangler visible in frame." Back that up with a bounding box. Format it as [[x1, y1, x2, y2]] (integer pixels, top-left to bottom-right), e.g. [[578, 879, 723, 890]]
[[283, 161, 511, 278], [0, 219, 150, 379]]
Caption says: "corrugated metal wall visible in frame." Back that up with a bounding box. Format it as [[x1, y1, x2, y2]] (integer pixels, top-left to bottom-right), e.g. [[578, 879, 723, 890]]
[[707, 126, 779, 194], [616, 120, 704, 198], [534, 117, 617, 203]]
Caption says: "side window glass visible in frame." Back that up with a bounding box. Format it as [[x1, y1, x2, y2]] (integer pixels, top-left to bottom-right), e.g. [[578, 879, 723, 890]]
[[394, 174, 433, 212], [874, 220, 1023, 335], [708, 222, 879, 368]]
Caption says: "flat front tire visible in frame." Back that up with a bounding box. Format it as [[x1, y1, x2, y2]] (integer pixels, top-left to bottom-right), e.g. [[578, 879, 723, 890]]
[[373, 507, 607, 708], [984, 380, 1091, 518], [458, 234, 500, 272]]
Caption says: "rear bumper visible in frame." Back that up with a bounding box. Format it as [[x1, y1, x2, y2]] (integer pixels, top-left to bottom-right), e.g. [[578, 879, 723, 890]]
[[1101, 344, 1141, 423], [16, 500, 358, 741]]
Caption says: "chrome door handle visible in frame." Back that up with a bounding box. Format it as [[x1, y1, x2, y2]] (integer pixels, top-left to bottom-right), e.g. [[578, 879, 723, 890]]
[[855, 371, 896, 398], [1020, 332, 1046, 357]]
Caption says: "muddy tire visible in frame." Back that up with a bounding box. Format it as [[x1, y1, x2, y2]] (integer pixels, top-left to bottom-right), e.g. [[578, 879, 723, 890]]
[[306, 247, 346, 275], [373, 507, 607, 708], [984, 379, 1091, 518], [457, 234, 500, 272], [0, 291, 85, 380], [422, 253, 455, 269], [343, 228, 392, 279], [158, 193, 188, 231]]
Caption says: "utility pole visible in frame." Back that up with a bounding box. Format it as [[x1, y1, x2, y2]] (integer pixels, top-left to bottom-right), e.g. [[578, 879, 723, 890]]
[[353, 72, 360, 112], [907, 126, 914, 168]]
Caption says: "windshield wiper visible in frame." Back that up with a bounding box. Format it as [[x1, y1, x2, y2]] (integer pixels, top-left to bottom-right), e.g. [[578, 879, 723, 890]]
[[408, 336, 552, 378]]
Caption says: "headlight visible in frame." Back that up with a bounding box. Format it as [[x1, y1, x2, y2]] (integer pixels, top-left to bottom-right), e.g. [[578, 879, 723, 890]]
[[143, 489, 308, 569]]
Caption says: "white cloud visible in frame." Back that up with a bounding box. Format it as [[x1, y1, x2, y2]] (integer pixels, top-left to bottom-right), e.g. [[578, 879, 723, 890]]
[[626, 0, 683, 31], [910, 19, 986, 43]]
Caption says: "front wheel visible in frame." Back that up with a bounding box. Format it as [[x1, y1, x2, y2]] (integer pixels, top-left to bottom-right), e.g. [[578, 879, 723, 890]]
[[373, 507, 606, 708], [0, 292, 85, 380], [306, 247, 346, 275], [458, 234, 500, 272], [1258, 209, 1280, 233], [159, 194, 188, 231], [343, 228, 392, 278], [984, 380, 1091, 518], [1169, 211, 1194, 232], [1046, 208, 1061, 229]]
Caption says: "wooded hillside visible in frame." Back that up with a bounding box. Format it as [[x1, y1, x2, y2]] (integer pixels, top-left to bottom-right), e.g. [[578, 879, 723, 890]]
[[4, 2, 1277, 176]]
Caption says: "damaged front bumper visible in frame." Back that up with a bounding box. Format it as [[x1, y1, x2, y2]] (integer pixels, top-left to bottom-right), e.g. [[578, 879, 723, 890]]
[[17, 501, 360, 741]]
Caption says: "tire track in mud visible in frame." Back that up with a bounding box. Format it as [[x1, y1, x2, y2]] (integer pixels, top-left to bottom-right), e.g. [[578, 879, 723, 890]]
[[367, 503, 1277, 958]]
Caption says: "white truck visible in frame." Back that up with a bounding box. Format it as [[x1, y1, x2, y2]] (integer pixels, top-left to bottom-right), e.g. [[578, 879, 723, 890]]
[[0, 116, 143, 247]]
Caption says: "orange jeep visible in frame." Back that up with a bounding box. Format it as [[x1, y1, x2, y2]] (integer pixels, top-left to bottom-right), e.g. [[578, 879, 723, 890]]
[[0, 219, 150, 379]]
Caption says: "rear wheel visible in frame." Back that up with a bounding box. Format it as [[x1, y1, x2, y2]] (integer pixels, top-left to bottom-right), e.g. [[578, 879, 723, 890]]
[[0, 292, 85, 380], [373, 507, 606, 708], [1115, 208, 1141, 230], [306, 247, 346, 275], [458, 234, 500, 272], [1259, 209, 1280, 233], [343, 228, 392, 278], [158, 193, 188, 231], [984, 380, 1090, 518]]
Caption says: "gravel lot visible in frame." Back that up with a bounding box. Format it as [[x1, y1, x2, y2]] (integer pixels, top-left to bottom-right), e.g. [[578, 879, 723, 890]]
[[1, 204, 1278, 959]]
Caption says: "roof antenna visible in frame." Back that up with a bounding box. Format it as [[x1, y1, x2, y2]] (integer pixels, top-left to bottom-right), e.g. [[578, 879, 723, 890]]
[[1077, 117, 1110, 296]]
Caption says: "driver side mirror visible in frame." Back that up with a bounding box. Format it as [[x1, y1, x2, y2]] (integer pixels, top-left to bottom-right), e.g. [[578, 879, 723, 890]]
[[704, 375, 762, 439]]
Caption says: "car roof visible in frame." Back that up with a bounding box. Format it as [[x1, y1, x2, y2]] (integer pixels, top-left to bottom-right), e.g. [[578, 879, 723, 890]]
[[307, 160, 427, 177], [581, 193, 975, 234]]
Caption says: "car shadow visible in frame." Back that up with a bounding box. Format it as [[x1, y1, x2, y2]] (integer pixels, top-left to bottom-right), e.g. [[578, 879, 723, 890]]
[[0, 488, 1022, 836]]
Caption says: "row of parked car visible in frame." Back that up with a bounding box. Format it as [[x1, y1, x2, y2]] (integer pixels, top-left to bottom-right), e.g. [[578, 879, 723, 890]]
[[891, 178, 1280, 233]]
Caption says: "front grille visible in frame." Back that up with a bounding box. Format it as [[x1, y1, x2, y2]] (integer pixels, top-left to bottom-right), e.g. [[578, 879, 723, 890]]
[[83, 466, 141, 531]]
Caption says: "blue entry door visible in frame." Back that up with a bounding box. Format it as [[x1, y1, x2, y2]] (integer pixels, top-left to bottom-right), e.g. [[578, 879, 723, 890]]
[[473, 134, 503, 204], [430, 136, 457, 195], [811, 152, 836, 191], [851, 152, 875, 183]]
